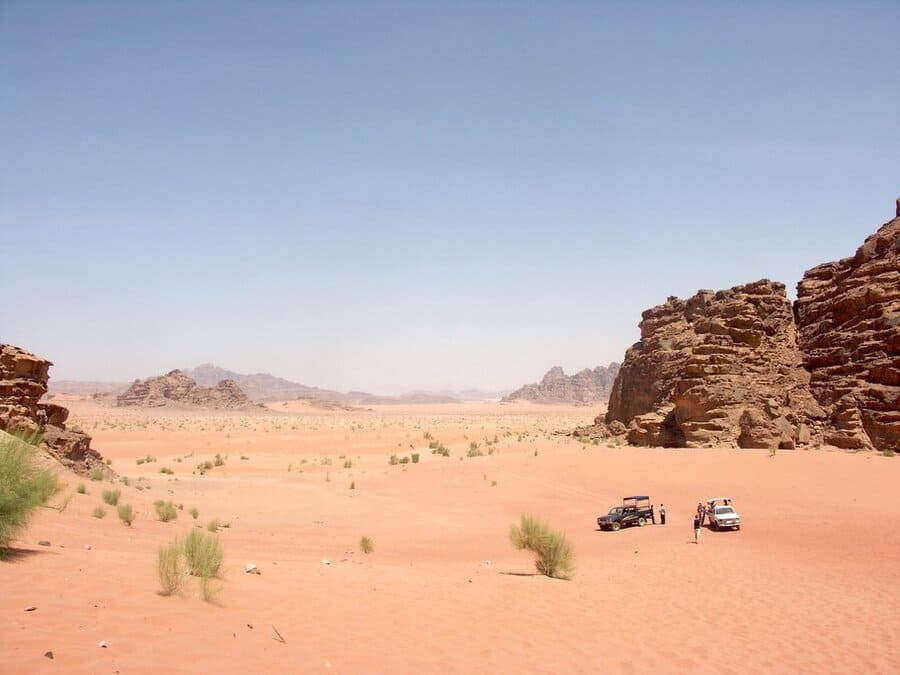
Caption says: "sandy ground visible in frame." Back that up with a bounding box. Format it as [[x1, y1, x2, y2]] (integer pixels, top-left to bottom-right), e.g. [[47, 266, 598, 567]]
[[2, 400, 898, 674]]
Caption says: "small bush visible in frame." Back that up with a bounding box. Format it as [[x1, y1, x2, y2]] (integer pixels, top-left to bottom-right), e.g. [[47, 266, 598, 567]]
[[160, 466, 174, 475], [206, 519, 220, 532], [102, 489, 121, 506], [154, 500, 178, 522], [120, 476, 130, 486], [183, 529, 223, 578], [359, 536, 374, 554], [213, 453, 225, 467], [0, 435, 60, 554], [467, 442, 483, 458], [89, 467, 104, 481], [883, 448, 895, 457], [157, 540, 186, 595], [117, 503, 135, 526], [92, 505, 106, 519], [350, 481, 355, 490], [389, 454, 399, 466], [411, 453, 420, 463], [399, 456, 410, 464], [189, 506, 199, 519], [509, 515, 575, 580], [76, 482, 87, 494], [196, 460, 214, 473]]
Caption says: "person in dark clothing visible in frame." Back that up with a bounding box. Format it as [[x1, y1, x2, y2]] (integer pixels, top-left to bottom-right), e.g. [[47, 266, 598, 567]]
[[659, 503, 667, 525], [697, 502, 707, 526], [693, 514, 701, 543]]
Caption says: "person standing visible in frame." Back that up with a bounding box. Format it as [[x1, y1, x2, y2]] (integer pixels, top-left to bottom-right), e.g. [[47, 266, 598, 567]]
[[693, 514, 701, 543], [659, 503, 667, 525], [697, 501, 707, 526]]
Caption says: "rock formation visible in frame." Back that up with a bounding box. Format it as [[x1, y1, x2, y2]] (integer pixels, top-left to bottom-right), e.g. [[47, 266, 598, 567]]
[[600, 281, 825, 447], [576, 202, 900, 451], [503, 364, 620, 405], [794, 207, 900, 451], [117, 370, 258, 409], [0, 344, 106, 473]]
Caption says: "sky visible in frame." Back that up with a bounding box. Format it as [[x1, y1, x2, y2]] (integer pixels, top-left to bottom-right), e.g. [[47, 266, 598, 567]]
[[1, 1, 898, 393]]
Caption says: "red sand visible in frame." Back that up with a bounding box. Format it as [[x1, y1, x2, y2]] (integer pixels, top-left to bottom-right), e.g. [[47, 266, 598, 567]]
[[2, 401, 898, 674]]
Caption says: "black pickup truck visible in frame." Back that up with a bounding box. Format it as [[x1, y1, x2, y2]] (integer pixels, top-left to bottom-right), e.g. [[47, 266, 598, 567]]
[[596, 496, 655, 531]]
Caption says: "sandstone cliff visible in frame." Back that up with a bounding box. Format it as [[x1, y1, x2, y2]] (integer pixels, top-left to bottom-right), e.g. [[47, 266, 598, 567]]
[[577, 202, 899, 451], [0, 344, 106, 473], [503, 364, 620, 405], [117, 370, 258, 409], [794, 207, 900, 451]]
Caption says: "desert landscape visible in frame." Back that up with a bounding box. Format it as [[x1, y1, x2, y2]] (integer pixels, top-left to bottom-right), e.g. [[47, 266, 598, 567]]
[[2, 397, 899, 674]]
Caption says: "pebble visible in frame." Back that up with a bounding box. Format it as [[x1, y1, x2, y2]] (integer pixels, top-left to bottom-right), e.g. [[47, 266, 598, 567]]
[[321, 559, 330, 565], [38, 540, 51, 547], [44, 651, 54, 660], [84, 545, 92, 551], [98, 640, 108, 648], [245, 564, 260, 575], [25, 606, 38, 612]]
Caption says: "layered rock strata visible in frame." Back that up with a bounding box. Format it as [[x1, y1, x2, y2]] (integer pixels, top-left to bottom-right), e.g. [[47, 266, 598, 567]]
[[117, 370, 257, 409], [794, 209, 900, 451], [504, 364, 620, 405], [599, 281, 825, 448], [0, 344, 105, 473]]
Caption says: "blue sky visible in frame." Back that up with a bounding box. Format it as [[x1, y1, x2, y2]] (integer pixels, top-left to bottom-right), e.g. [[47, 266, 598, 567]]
[[1, 1, 898, 393]]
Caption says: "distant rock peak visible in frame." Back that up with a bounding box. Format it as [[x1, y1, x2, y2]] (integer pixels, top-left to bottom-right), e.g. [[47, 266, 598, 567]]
[[504, 363, 620, 405]]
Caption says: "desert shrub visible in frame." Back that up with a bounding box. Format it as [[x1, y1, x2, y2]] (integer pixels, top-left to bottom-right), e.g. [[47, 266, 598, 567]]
[[196, 460, 214, 474], [102, 489, 121, 506], [189, 506, 199, 519], [423, 431, 433, 440], [120, 476, 130, 486], [117, 503, 135, 526], [389, 454, 399, 466], [157, 540, 186, 595], [154, 500, 178, 522], [350, 481, 355, 490], [136, 457, 146, 465], [467, 442, 483, 458], [509, 515, 575, 580], [411, 453, 420, 463], [76, 482, 87, 494], [92, 505, 106, 518], [183, 528, 223, 578], [359, 536, 374, 554], [89, 467, 104, 481], [213, 453, 225, 467], [0, 435, 59, 554], [883, 448, 895, 457], [343, 459, 353, 469], [160, 466, 174, 475], [399, 456, 410, 464], [206, 519, 220, 532]]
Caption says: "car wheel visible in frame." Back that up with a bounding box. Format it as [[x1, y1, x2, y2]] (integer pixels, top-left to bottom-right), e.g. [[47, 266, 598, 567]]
[[711, 522, 719, 531], [611, 521, 621, 532], [637, 517, 647, 527], [735, 525, 741, 531]]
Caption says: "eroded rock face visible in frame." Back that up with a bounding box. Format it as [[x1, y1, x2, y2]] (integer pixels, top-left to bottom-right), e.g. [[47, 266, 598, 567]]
[[795, 211, 900, 451], [503, 364, 620, 404], [0, 344, 105, 473], [117, 370, 257, 409], [602, 280, 826, 448]]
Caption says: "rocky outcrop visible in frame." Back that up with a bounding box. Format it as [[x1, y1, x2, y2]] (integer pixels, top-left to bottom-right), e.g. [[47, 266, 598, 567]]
[[503, 364, 620, 405], [794, 209, 900, 451], [597, 281, 825, 448], [0, 344, 106, 474], [117, 370, 258, 409], [577, 201, 899, 451]]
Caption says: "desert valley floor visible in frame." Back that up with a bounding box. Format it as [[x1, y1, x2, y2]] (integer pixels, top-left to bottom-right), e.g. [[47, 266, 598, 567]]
[[2, 400, 898, 674]]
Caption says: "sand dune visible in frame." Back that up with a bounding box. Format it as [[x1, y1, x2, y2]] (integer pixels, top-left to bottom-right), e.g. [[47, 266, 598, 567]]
[[2, 401, 898, 674]]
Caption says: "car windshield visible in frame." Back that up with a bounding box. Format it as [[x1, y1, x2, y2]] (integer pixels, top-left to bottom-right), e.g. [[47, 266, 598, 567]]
[[715, 506, 735, 515], [608, 507, 623, 515]]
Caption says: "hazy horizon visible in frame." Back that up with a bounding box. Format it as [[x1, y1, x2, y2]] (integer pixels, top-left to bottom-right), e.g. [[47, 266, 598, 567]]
[[2, 2, 898, 393]]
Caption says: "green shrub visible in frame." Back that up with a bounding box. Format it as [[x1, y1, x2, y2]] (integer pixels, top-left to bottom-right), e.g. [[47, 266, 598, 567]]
[[213, 453, 225, 467], [399, 456, 410, 464], [883, 448, 895, 457], [120, 476, 130, 486], [157, 540, 186, 596], [196, 460, 214, 473], [411, 453, 420, 463], [359, 536, 374, 554], [206, 519, 220, 532], [92, 505, 106, 518], [0, 435, 59, 554], [89, 467, 104, 481], [117, 503, 135, 526], [159, 467, 174, 475], [189, 506, 199, 520], [509, 515, 574, 580], [467, 442, 483, 458], [343, 459, 353, 469], [102, 489, 121, 506], [389, 454, 399, 465], [76, 482, 87, 494], [183, 529, 223, 578], [154, 500, 178, 522]]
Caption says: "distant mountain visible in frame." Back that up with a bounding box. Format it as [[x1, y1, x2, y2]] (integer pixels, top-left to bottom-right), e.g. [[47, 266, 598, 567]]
[[48, 380, 129, 395], [183, 363, 347, 402], [502, 363, 620, 405]]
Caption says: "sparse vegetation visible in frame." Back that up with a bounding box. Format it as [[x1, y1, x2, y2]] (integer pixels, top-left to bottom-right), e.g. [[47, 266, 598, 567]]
[[184, 528, 224, 578], [206, 519, 220, 532], [411, 452, 420, 463], [157, 540, 186, 596], [117, 503, 136, 526], [509, 515, 575, 580], [883, 448, 895, 457], [76, 482, 87, 494], [102, 488, 121, 505], [350, 481, 355, 490], [154, 499, 178, 522], [343, 459, 353, 469], [189, 506, 199, 519], [0, 434, 59, 555], [359, 535, 374, 554], [213, 453, 225, 467], [467, 442, 483, 458], [89, 467, 104, 481], [160, 466, 174, 475], [92, 505, 106, 518]]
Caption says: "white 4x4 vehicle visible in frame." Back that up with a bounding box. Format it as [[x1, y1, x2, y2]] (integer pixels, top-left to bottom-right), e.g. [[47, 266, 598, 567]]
[[706, 497, 741, 531]]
